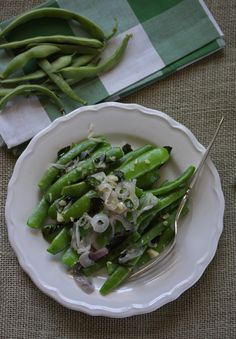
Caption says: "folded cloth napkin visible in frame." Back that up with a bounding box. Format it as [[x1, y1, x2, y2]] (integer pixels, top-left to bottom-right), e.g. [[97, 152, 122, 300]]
[[0, 0, 224, 149]]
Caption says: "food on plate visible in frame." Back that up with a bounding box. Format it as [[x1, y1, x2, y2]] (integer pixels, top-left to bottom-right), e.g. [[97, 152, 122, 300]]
[[27, 135, 195, 295]]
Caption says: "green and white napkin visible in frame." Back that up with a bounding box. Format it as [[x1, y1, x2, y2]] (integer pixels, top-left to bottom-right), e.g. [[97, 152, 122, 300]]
[[0, 0, 224, 149]]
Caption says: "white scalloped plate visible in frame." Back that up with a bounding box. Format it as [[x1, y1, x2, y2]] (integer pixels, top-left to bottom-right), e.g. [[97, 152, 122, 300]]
[[5, 102, 224, 317]]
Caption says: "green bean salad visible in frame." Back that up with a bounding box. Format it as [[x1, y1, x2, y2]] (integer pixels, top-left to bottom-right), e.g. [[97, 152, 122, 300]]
[[27, 136, 195, 295]]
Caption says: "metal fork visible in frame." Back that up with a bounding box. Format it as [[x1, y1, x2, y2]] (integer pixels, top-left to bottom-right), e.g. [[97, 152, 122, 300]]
[[130, 117, 224, 280]]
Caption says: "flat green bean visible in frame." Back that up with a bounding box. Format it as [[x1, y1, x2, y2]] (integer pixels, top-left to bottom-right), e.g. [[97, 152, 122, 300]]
[[0, 35, 103, 50], [0, 8, 105, 41], [38, 59, 86, 105], [0, 84, 64, 112], [59, 34, 132, 80], [0, 54, 74, 85], [0, 45, 60, 79]]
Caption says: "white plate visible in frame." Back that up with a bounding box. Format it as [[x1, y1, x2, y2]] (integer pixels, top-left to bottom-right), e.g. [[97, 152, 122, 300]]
[[5, 102, 224, 317]]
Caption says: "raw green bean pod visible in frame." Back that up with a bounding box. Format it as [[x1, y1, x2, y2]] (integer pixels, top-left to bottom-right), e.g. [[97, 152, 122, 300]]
[[27, 43, 101, 55], [0, 54, 74, 85], [0, 8, 105, 41], [0, 45, 60, 79], [0, 84, 64, 112], [38, 59, 86, 105], [0, 35, 103, 50], [59, 34, 132, 80]]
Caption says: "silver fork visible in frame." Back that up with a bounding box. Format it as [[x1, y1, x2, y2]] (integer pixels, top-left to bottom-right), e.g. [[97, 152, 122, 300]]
[[130, 117, 224, 280]]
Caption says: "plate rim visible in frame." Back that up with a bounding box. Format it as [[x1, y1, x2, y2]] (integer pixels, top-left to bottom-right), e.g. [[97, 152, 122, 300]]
[[5, 102, 225, 317]]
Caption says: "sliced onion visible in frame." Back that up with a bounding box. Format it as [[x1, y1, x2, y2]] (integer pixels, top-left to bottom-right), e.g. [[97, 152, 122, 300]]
[[118, 247, 144, 264], [89, 247, 108, 261], [79, 251, 94, 267], [91, 213, 109, 233], [110, 213, 133, 231], [50, 163, 67, 170]]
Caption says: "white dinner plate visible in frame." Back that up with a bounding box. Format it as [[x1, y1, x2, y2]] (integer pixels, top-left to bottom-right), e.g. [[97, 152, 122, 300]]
[[5, 102, 224, 317]]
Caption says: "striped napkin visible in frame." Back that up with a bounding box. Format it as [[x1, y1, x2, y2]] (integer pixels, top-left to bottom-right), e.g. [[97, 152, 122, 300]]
[[0, 0, 224, 149]]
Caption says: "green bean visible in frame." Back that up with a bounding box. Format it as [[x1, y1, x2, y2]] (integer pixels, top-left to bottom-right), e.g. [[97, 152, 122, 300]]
[[61, 190, 97, 223], [62, 182, 90, 198], [0, 88, 12, 97], [27, 43, 101, 55], [0, 8, 105, 41], [71, 54, 96, 67], [106, 261, 118, 275], [136, 168, 160, 189], [0, 35, 103, 50], [0, 84, 64, 112], [61, 247, 79, 267], [59, 34, 132, 80], [149, 166, 195, 196], [38, 138, 105, 191], [45, 144, 112, 202], [27, 196, 50, 228], [38, 59, 86, 105], [118, 147, 170, 180], [47, 227, 71, 254], [0, 45, 60, 79], [0, 54, 74, 85]]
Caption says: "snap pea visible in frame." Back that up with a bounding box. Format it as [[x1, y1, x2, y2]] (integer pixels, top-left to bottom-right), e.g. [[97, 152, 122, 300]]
[[38, 59, 86, 105], [62, 182, 90, 198], [61, 247, 79, 267], [61, 190, 97, 223], [100, 265, 131, 296], [137, 212, 175, 247], [0, 84, 64, 112], [0, 8, 105, 41], [106, 261, 118, 275], [42, 223, 64, 242], [0, 54, 74, 85], [149, 165, 195, 196], [0, 35, 103, 50], [99, 250, 144, 295], [45, 146, 123, 202], [136, 168, 160, 189], [118, 147, 170, 180], [38, 138, 106, 191], [60, 34, 132, 80], [118, 144, 154, 167], [27, 196, 50, 229], [137, 187, 187, 229], [0, 45, 60, 79], [47, 227, 71, 254], [48, 197, 66, 220]]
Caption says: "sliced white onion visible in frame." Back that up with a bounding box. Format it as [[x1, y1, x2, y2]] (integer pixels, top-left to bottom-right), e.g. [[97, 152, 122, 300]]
[[91, 213, 109, 233], [50, 163, 67, 170], [118, 247, 144, 264], [79, 251, 94, 267]]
